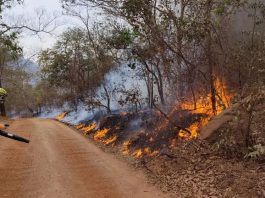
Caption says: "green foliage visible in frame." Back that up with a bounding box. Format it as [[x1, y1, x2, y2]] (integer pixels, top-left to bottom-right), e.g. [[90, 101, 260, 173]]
[[4, 67, 32, 113], [0, 33, 22, 57], [0, 0, 22, 63], [38, 27, 115, 106], [39, 28, 89, 87], [105, 28, 137, 49], [39, 49, 69, 86], [58, 0, 265, 114]]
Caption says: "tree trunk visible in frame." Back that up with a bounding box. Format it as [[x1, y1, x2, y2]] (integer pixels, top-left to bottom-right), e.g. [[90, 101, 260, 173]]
[[145, 71, 154, 109], [142, 60, 165, 107], [206, 0, 217, 115], [103, 85, 111, 114], [155, 63, 165, 106]]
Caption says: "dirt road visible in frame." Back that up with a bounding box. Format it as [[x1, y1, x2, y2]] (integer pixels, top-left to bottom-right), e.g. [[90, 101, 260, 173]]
[[0, 119, 166, 198]]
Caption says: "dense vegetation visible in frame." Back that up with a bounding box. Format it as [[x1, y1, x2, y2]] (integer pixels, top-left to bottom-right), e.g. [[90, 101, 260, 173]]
[[1, 0, 265, 127], [1, 1, 264, 196], [0, 0, 56, 116], [37, 0, 265, 112]]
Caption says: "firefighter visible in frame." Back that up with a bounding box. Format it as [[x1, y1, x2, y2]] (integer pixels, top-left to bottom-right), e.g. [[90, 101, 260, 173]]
[[0, 88, 7, 101], [0, 88, 8, 134], [0, 88, 7, 116]]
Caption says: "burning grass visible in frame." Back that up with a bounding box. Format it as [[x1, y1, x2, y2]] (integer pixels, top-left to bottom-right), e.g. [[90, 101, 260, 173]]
[[179, 78, 234, 139], [94, 128, 110, 141], [103, 136, 118, 145], [79, 122, 97, 134], [55, 112, 67, 121], [55, 77, 234, 159], [122, 142, 160, 158], [119, 77, 234, 157], [75, 123, 85, 129]]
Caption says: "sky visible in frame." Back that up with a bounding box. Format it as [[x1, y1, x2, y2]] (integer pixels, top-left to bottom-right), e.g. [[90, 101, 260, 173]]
[[3, 0, 63, 58], [4, 0, 102, 59]]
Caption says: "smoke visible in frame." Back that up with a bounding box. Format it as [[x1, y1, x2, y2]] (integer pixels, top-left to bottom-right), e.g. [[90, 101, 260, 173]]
[[95, 63, 148, 111], [224, 1, 265, 44], [39, 108, 63, 119], [39, 63, 148, 124]]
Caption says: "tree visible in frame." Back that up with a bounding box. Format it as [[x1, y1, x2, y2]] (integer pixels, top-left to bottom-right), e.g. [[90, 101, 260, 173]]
[[0, 32, 22, 116], [0, 0, 58, 116], [64, 0, 242, 107], [39, 27, 115, 109]]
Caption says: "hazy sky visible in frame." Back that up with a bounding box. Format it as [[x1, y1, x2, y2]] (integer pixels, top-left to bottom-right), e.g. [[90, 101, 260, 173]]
[[4, 0, 100, 59]]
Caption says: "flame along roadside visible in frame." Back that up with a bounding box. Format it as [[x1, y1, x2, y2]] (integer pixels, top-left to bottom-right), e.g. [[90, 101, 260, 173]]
[[55, 77, 234, 158]]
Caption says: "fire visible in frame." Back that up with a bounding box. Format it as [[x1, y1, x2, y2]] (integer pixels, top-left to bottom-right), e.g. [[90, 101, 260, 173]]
[[180, 77, 234, 138], [103, 136, 118, 145], [132, 149, 143, 158], [75, 122, 116, 145], [70, 77, 232, 159], [93, 128, 117, 145], [143, 147, 159, 157], [122, 140, 131, 155], [94, 128, 110, 141], [75, 123, 85, 129], [122, 140, 159, 158], [80, 122, 97, 134], [130, 148, 159, 158], [55, 112, 67, 121]]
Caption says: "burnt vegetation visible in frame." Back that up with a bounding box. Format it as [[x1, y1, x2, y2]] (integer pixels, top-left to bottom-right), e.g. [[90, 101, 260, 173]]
[[46, 0, 265, 161], [1, 0, 265, 197]]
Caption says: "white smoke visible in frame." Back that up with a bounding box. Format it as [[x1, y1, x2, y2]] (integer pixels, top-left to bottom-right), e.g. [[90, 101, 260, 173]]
[[40, 63, 148, 124], [95, 63, 148, 111]]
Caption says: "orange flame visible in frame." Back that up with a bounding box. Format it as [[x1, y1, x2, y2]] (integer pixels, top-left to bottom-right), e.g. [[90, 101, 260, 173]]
[[75, 123, 85, 129], [81, 122, 97, 134], [122, 140, 131, 155], [55, 112, 67, 121], [103, 136, 118, 145], [94, 128, 110, 141], [122, 140, 160, 158], [132, 149, 143, 158], [143, 147, 159, 157], [180, 77, 234, 139], [76, 122, 116, 145]]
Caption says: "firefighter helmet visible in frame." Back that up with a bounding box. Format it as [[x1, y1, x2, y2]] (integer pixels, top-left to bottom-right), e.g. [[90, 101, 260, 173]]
[[0, 88, 7, 96]]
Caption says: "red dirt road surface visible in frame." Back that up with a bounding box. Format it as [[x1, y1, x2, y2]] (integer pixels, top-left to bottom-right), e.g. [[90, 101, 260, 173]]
[[0, 119, 166, 198]]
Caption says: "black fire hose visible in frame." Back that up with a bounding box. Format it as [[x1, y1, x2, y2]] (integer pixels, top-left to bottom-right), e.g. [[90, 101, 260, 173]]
[[0, 130, 30, 143]]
